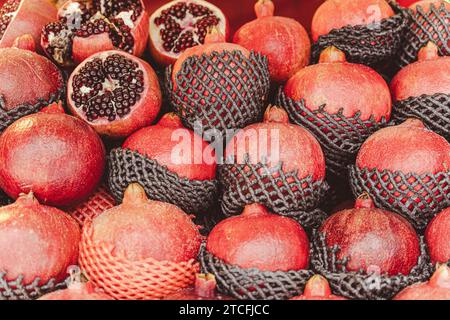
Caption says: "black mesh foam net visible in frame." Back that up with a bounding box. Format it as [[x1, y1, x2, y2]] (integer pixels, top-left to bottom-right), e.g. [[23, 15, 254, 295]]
[[311, 232, 432, 300], [199, 243, 314, 300], [0, 84, 65, 133], [349, 165, 450, 230], [166, 50, 270, 136], [311, 1, 409, 68], [0, 273, 66, 300], [277, 89, 389, 178], [392, 93, 450, 141], [219, 154, 329, 230], [396, 2, 450, 69], [107, 148, 219, 216]]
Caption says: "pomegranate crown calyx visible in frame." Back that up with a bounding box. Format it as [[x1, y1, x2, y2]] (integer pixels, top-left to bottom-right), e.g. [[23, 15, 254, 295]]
[[158, 112, 184, 128], [429, 264, 450, 288], [418, 42, 440, 62], [205, 26, 226, 44], [354, 193, 375, 209], [241, 203, 270, 216], [399, 118, 426, 129], [122, 183, 149, 205], [303, 275, 332, 297], [319, 46, 347, 64], [194, 274, 217, 298], [263, 105, 290, 124], [16, 192, 39, 206], [255, 0, 275, 18]]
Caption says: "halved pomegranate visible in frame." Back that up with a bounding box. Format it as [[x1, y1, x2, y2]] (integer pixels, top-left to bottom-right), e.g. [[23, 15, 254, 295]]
[[0, 0, 57, 52], [149, 0, 229, 66], [67, 50, 162, 138], [41, 0, 149, 67]]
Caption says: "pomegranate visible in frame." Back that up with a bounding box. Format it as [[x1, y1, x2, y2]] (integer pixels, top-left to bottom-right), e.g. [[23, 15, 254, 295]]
[[225, 106, 326, 182], [84, 183, 202, 263], [149, 0, 229, 66], [207, 203, 310, 272], [311, 0, 395, 42], [163, 274, 233, 300], [356, 118, 450, 175], [122, 112, 216, 181], [319, 194, 421, 276], [233, 0, 310, 83], [391, 42, 450, 102], [284, 46, 392, 122], [0, 47, 64, 129], [397, 0, 419, 6], [394, 265, 450, 300], [0, 193, 80, 286], [426, 207, 450, 264], [41, 0, 149, 67], [67, 50, 162, 138], [0, 112, 106, 207], [290, 275, 347, 300], [0, 0, 57, 52]]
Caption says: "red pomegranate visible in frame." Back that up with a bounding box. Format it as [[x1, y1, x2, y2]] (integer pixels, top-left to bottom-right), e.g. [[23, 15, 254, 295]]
[[284, 46, 392, 121], [41, 0, 149, 67], [0, 112, 106, 207], [319, 195, 421, 276], [163, 273, 233, 300], [394, 265, 450, 300], [0, 47, 64, 119], [290, 275, 347, 300], [0, 193, 80, 286], [391, 42, 450, 101], [122, 112, 216, 180], [0, 0, 57, 52], [149, 0, 229, 66], [67, 50, 162, 138], [356, 118, 450, 175], [233, 0, 310, 83], [225, 106, 326, 182], [311, 0, 395, 42], [410, 0, 450, 12], [86, 183, 202, 263], [207, 203, 310, 272], [426, 207, 450, 264], [397, 0, 420, 6]]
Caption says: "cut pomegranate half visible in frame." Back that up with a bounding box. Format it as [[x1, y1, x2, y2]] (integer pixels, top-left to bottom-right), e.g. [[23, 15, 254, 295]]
[[41, 0, 149, 68], [149, 0, 229, 66], [67, 50, 162, 138]]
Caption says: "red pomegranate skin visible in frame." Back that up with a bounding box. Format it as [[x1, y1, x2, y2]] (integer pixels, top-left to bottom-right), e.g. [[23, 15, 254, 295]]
[[206, 203, 310, 272], [91, 183, 202, 263], [0, 113, 106, 207], [225, 106, 326, 181], [0, 193, 80, 285], [391, 42, 450, 101], [410, 0, 450, 11], [0, 48, 64, 111], [320, 196, 421, 276], [394, 265, 450, 300], [233, 0, 310, 83], [284, 46, 391, 121], [38, 282, 113, 300], [356, 118, 450, 175], [122, 113, 216, 181], [290, 275, 347, 300], [311, 0, 395, 42], [163, 274, 233, 300], [425, 207, 450, 264]]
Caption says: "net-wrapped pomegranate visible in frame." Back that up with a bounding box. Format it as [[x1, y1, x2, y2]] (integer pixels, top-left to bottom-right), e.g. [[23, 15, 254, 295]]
[[149, 0, 229, 66], [163, 274, 233, 300], [0, 112, 106, 207], [80, 183, 202, 300], [41, 0, 149, 68], [67, 50, 162, 138], [290, 275, 347, 300], [0, 193, 80, 291], [426, 207, 450, 264], [319, 195, 421, 276], [0, 47, 65, 132], [0, 0, 57, 52], [233, 0, 310, 83], [394, 265, 450, 300]]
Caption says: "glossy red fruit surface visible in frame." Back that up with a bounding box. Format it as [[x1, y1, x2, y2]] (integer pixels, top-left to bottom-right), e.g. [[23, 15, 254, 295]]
[[233, 0, 310, 83], [0, 113, 106, 207], [67, 50, 162, 138], [123, 113, 216, 180], [290, 275, 347, 300], [320, 195, 421, 276], [284, 46, 391, 121], [0, 193, 80, 285], [207, 203, 310, 272], [39, 279, 113, 300], [426, 207, 450, 264]]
